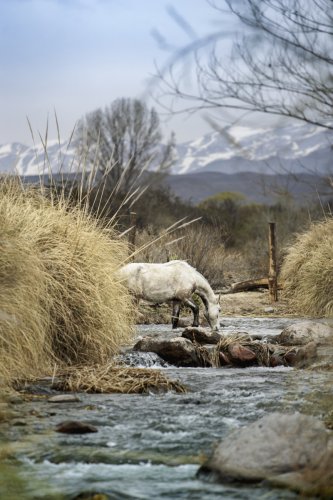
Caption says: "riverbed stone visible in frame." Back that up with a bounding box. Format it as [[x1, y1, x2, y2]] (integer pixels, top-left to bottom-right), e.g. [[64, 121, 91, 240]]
[[115, 351, 170, 368], [56, 420, 98, 434], [276, 321, 333, 346], [48, 394, 81, 403], [133, 336, 203, 367], [198, 412, 333, 495], [228, 343, 257, 364], [182, 326, 222, 345]]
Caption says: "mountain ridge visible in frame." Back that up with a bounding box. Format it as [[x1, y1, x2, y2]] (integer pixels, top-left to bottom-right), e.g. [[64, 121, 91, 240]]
[[1, 122, 332, 177], [1, 122, 332, 205]]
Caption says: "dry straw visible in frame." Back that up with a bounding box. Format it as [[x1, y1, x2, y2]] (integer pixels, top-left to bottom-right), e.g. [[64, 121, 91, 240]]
[[0, 178, 134, 384], [281, 218, 333, 317], [54, 364, 186, 394]]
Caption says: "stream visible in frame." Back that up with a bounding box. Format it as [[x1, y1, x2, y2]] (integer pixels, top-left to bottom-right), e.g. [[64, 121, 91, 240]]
[[3, 317, 333, 499]]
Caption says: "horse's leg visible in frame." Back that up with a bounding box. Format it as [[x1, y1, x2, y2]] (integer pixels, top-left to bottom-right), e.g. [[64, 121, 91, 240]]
[[172, 300, 181, 329], [184, 298, 199, 327]]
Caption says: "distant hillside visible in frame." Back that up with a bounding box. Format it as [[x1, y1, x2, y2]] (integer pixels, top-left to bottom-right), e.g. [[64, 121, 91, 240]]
[[165, 171, 331, 205]]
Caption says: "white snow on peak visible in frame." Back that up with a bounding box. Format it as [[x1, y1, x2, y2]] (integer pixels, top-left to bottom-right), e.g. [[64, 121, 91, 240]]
[[227, 126, 269, 141], [0, 122, 332, 177]]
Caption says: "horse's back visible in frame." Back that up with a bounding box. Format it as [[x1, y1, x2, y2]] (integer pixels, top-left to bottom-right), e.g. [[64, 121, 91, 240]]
[[119, 260, 197, 302]]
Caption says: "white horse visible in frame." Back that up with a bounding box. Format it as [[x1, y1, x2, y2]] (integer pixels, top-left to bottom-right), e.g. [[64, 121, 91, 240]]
[[118, 260, 220, 331]]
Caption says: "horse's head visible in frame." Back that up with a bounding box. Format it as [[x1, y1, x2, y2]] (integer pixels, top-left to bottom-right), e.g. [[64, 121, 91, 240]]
[[206, 294, 221, 331]]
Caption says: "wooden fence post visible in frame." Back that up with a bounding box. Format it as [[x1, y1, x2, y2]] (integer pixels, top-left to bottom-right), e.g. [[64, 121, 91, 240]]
[[268, 222, 278, 302], [128, 211, 137, 259]]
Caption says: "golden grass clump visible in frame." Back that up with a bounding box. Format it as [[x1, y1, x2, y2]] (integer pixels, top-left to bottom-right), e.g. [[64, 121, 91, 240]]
[[281, 218, 333, 317], [0, 178, 134, 384], [54, 364, 187, 394]]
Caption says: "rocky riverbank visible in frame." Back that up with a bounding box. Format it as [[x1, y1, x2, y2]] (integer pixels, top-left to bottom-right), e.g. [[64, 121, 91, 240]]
[[120, 320, 333, 371]]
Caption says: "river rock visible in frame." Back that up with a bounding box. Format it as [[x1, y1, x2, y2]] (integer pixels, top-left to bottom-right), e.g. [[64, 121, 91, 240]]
[[73, 493, 108, 500], [133, 336, 204, 367], [56, 420, 98, 434], [48, 394, 81, 403], [276, 321, 333, 346], [228, 343, 257, 365], [182, 326, 222, 345], [198, 412, 333, 495], [115, 351, 170, 368]]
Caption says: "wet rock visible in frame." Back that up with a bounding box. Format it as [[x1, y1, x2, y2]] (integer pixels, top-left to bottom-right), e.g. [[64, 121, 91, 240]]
[[293, 341, 333, 370], [198, 412, 333, 495], [133, 336, 203, 367], [182, 326, 222, 345], [56, 420, 98, 434], [283, 350, 297, 366], [276, 321, 333, 346], [73, 493, 109, 500], [115, 351, 170, 368], [48, 394, 81, 403], [228, 343, 257, 365], [219, 351, 231, 366], [12, 419, 27, 426], [269, 353, 285, 367]]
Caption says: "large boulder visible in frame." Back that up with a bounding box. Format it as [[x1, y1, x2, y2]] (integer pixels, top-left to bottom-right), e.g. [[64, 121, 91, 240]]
[[133, 336, 207, 367], [198, 413, 333, 496], [276, 321, 333, 346]]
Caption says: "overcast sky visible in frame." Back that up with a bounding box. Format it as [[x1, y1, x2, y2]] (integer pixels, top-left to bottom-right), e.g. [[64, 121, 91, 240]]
[[0, 0, 235, 146]]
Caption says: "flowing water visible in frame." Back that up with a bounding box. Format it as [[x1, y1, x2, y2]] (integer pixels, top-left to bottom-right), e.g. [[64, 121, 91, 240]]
[[3, 318, 333, 499]]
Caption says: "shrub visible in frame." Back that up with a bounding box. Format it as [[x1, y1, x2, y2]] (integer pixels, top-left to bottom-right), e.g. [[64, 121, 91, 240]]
[[281, 217, 333, 317], [0, 178, 134, 384]]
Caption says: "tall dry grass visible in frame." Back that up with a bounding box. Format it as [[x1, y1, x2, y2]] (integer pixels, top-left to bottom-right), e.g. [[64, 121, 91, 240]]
[[0, 178, 134, 384], [281, 217, 333, 317]]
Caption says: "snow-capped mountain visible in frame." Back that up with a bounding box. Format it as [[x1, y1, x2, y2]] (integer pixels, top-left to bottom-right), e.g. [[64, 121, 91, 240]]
[[0, 122, 332, 177], [0, 140, 78, 177], [174, 122, 333, 175]]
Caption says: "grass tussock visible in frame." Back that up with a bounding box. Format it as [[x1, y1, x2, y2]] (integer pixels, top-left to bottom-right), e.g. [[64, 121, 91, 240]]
[[54, 364, 187, 394], [213, 333, 271, 367], [0, 178, 134, 385], [281, 218, 333, 317]]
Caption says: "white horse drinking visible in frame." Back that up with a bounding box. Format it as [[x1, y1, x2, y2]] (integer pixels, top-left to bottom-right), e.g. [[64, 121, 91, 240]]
[[118, 260, 220, 331]]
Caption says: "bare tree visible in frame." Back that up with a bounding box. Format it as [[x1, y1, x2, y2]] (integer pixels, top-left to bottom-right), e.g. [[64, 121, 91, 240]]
[[76, 98, 175, 196], [156, 0, 333, 130]]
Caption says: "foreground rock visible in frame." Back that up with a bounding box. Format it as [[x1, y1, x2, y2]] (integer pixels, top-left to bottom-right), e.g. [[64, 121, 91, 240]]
[[133, 336, 210, 367], [198, 412, 333, 496]]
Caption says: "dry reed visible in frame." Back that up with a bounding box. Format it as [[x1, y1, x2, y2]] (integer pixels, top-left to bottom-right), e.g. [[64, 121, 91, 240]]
[[0, 178, 134, 384], [54, 364, 186, 394], [281, 218, 333, 317]]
